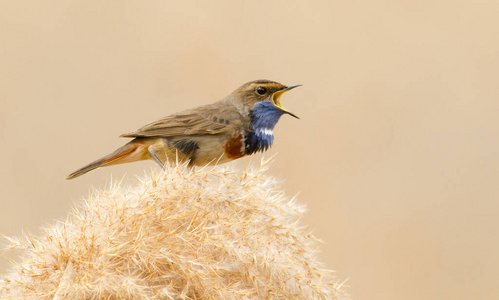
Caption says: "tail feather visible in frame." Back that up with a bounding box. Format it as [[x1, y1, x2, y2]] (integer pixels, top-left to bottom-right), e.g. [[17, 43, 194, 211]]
[[66, 141, 141, 180]]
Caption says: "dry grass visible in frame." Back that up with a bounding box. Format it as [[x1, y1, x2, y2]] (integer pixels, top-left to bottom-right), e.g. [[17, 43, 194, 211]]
[[0, 160, 347, 299]]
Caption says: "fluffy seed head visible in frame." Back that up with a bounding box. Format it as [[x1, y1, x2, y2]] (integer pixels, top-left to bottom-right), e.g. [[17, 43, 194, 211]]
[[1, 161, 348, 299]]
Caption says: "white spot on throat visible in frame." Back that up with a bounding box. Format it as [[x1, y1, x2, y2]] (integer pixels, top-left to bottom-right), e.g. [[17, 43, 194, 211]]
[[257, 128, 273, 136]]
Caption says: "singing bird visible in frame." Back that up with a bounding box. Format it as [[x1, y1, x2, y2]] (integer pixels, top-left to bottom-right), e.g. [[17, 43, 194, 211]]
[[66, 80, 300, 179]]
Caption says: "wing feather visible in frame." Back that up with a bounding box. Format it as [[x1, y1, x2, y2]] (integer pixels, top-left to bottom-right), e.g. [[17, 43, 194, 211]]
[[120, 102, 242, 138]]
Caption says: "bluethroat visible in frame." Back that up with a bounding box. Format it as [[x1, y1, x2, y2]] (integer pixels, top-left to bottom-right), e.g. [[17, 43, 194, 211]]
[[67, 80, 300, 179]]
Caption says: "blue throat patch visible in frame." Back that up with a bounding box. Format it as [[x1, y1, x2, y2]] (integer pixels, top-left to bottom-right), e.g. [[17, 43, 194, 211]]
[[245, 101, 285, 155]]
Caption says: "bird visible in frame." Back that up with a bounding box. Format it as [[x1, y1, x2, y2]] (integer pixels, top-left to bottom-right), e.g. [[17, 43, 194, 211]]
[[66, 80, 301, 179]]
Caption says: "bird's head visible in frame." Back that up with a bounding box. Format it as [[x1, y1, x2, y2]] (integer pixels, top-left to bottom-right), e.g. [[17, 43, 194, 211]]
[[233, 80, 301, 119]]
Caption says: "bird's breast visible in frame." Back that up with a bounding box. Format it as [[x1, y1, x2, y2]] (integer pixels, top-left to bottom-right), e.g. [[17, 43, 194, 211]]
[[223, 131, 246, 160]]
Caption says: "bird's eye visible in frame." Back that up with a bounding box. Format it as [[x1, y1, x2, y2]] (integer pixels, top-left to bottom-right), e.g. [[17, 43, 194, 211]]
[[256, 86, 267, 95]]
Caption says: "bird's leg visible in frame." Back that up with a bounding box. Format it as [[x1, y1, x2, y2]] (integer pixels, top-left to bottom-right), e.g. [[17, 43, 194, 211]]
[[148, 145, 165, 168]]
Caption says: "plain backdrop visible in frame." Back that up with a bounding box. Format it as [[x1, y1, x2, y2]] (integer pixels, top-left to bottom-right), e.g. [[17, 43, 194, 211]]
[[1, 1, 498, 299]]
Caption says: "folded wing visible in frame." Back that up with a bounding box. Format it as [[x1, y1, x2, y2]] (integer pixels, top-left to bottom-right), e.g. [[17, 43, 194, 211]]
[[121, 103, 243, 138]]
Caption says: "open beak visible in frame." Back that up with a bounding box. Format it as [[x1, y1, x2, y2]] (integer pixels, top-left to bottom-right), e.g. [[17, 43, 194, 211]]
[[271, 84, 301, 119]]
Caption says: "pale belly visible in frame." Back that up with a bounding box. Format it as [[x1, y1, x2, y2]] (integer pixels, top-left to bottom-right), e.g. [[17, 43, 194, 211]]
[[191, 132, 245, 166], [137, 131, 247, 167]]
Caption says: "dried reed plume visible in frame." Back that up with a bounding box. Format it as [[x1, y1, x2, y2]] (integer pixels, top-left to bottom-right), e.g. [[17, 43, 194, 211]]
[[1, 161, 347, 299]]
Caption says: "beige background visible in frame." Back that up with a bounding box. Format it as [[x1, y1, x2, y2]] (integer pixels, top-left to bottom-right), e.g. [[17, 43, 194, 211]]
[[1, 1, 498, 299]]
